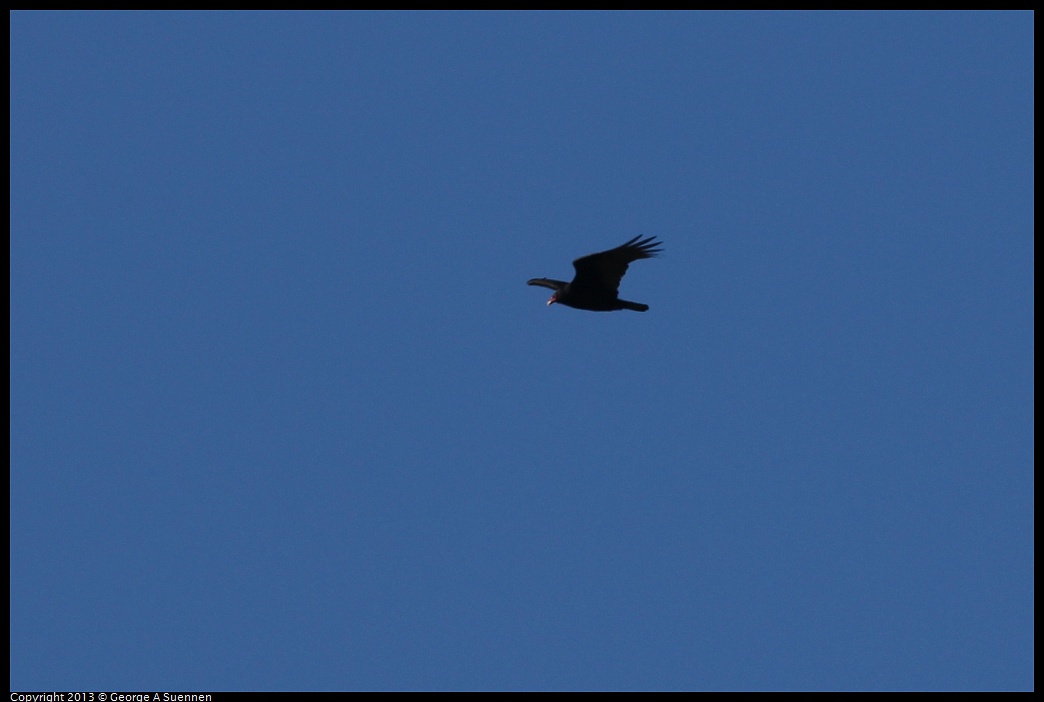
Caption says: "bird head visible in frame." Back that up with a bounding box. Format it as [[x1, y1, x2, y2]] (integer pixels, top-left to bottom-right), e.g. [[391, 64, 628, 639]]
[[547, 293, 558, 306]]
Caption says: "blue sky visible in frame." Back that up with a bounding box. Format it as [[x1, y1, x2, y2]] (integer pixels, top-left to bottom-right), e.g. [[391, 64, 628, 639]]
[[10, 12, 1033, 691]]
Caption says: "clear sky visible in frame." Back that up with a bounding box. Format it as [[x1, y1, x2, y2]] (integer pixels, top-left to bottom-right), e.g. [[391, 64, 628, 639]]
[[10, 11, 1033, 692]]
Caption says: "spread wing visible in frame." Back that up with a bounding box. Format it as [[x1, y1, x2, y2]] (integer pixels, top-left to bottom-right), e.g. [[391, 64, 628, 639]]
[[526, 278, 568, 292], [570, 235, 663, 295]]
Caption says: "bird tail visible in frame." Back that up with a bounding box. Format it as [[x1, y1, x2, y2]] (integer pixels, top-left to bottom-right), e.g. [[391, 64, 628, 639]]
[[620, 300, 649, 312]]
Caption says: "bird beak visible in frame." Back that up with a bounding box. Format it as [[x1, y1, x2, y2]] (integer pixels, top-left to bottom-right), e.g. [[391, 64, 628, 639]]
[[547, 296, 556, 306]]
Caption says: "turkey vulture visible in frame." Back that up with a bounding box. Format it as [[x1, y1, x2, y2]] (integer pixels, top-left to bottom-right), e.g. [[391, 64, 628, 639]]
[[528, 235, 663, 312]]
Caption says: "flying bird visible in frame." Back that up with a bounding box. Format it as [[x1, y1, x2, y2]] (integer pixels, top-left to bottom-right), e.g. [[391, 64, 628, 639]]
[[528, 235, 663, 312]]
